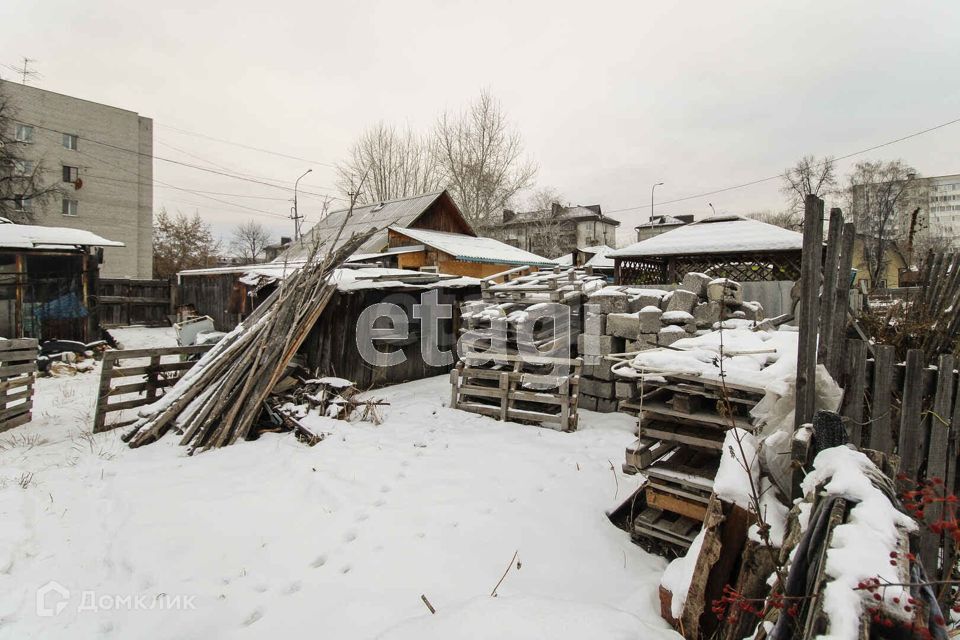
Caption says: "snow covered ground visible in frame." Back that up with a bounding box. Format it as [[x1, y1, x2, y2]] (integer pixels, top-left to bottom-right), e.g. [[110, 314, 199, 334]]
[[0, 329, 679, 640]]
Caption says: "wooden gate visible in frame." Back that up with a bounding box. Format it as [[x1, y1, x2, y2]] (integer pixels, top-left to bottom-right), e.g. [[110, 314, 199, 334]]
[[0, 338, 37, 432], [97, 278, 172, 327], [93, 344, 212, 433]]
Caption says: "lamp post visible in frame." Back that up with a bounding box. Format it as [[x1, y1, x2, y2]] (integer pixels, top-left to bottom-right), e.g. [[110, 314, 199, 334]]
[[650, 182, 664, 223], [291, 168, 312, 240]]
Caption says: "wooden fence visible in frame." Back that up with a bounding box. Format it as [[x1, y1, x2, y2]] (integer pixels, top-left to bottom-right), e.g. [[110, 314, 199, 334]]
[[93, 344, 213, 433], [0, 338, 37, 432], [97, 278, 172, 328]]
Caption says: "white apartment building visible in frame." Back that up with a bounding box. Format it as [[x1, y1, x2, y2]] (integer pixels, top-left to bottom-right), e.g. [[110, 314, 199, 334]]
[[1, 79, 153, 278], [926, 173, 960, 241]]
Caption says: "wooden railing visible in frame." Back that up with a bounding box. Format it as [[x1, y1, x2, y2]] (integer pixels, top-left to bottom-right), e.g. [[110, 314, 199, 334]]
[[0, 338, 37, 432], [93, 344, 212, 433]]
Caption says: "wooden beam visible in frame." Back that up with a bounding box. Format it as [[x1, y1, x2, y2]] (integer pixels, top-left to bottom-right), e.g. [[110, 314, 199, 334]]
[[795, 195, 824, 427]]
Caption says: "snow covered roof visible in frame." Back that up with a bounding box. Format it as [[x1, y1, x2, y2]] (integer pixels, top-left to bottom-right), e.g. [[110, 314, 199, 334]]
[[389, 227, 556, 267], [579, 244, 616, 269], [276, 190, 473, 262], [609, 215, 804, 258], [0, 223, 124, 249], [554, 252, 575, 266]]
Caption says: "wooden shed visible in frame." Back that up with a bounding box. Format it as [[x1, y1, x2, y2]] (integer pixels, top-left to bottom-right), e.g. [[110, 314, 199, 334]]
[[385, 226, 555, 278], [0, 223, 123, 341], [610, 215, 805, 285]]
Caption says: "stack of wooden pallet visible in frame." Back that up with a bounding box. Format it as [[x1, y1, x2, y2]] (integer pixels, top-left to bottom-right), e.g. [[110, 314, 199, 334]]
[[622, 373, 765, 555], [0, 338, 37, 433], [450, 266, 605, 431]]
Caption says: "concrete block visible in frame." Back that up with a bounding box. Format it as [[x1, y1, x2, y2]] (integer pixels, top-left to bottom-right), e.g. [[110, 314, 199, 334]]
[[626, 338, 657, 352], [606, 312, 640, 340], [666, 289, 698, 313], [580, 334, 623, 356], [707, 278, 743, 306], [580, 377, 615, 399], [593, 358, 615, 381], [639, 306, 662, 333], [693, 301, 721, 328], [595, 397, 618, 413], [579, 394, 598, 412], [739, 300, 765, 321], [661, 310, 694, 325], [680, 272, 712, 298], [659, 291, 673, 311], [658, 325, 687, 346], [615, 380, 637, 399], [588, 288, 629, 314], [581, 363, 596, 378], [581, 354, 602, 366], [584, 307, 606, 335]]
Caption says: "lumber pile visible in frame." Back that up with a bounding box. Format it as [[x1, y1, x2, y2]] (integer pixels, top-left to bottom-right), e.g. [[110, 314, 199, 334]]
[[122, 227, 377, 452], [579, 273, 764, 413], [450, 266, 605, 431]]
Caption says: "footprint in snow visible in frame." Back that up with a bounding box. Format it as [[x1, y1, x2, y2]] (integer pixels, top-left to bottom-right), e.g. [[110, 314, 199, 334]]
[[373, 498, 386, 508], [242, 608, 264, 627], [310, 554, 327, 568], [343, 530, 358, 543], [380, 485, 391, 494], [284, 581, 302, 594], [355, 512, 369, 522], [340, 564, 352, 574]]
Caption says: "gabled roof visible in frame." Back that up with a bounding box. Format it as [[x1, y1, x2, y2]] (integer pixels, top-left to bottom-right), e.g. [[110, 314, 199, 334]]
[[579, 244, 617, 269], [276, 190, 473, 262], [609, 215, 804, 258], [504, 204, 620, 227], [0, 223, 124, 249], [389, 227, 556, 267]]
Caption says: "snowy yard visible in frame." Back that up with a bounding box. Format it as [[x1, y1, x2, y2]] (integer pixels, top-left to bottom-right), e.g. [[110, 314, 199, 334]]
[[0, 329, 679, 639]]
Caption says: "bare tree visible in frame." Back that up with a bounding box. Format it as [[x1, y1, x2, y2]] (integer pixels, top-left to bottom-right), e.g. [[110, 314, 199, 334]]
[[781, 155, 838, 214], [846, 159, 921, 288], [434, 91, 538, 226], [746, 209, 802, 231], [229, 220, 272, 263], [152, 208, 221, 279], [0, 83, 58, 222], [335, 123, 442, 204]]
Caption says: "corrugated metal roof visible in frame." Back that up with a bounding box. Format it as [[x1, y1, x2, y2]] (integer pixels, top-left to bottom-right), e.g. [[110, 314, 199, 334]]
[[391, 227, 555, 267], [0, 223, 124, 249], [276, 191, 460, 262]]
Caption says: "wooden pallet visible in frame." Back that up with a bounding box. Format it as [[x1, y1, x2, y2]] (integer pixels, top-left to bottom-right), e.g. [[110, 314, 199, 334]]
[[633, 505, 701, 551], [450, 355, 581, 431], [623, 437, 677, 474], [0, 338, 37, 432]]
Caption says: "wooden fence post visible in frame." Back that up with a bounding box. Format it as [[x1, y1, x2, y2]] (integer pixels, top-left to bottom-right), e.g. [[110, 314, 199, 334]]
[[795, 194, 824, 428], [898, 349, 926, 485], [841, 339, 868, 448], [868, 345, 896, 456], [921, 354, 955, 576], [817, 208, 843, 369]]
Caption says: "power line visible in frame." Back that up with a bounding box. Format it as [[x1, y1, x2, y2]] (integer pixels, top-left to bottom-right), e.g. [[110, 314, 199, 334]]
[[157, 122, 337, 168], [17, 119, 346, 202], [606, 115, 960, 215]]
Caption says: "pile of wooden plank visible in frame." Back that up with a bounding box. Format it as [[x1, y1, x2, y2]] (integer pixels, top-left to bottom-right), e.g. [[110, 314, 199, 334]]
[[622, 373, 765, 555], [450, 266, 605, 431], [123, 227, 376, 453]]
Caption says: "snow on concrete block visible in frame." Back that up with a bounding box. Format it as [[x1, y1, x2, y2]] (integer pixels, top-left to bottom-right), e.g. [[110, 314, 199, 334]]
[[624, 288, 668, 312], [706, 278, 743, 306], [666, 289, 698, 313], [584, 306, 606, 335], [658, 325, 688, 346], [580, 377, 615, 399], [661, 310, 694, 325], [658, 291, 673, 311], [588, 287, 629, 314], [639, 306, 663, 333], [680, 272, 711, 298], [739, 300, 764, 321], [693, 301, 721, 328], [606, 312, 641, 340]]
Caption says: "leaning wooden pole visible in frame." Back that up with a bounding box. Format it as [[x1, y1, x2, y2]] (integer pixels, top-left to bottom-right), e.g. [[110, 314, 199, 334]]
[[795, 194, 824, 428]]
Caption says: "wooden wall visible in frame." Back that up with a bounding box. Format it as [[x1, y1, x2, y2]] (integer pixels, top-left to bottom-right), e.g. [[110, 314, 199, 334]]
[[408, 192, 475, 236], [178, 273, 261, 332], [97, 278, 171, 327]]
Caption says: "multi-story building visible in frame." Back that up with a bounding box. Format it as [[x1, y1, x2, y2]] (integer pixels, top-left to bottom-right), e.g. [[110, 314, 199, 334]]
[[488, 203, 620, 259], [1, 79, 153, 277], [925, 173, 960, 241]]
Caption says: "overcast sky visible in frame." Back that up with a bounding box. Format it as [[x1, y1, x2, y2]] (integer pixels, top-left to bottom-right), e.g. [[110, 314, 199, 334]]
[[3, 0, 959, 246]]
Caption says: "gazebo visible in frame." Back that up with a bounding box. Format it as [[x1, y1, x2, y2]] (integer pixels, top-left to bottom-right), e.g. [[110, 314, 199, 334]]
[[609, 215, 805, 285]]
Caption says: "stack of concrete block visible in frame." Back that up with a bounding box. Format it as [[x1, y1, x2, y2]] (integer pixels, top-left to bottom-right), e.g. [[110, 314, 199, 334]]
[[576, 276, 766, 413]]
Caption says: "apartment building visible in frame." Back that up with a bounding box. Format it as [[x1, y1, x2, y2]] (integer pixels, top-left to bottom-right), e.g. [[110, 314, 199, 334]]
[[926, 173, 960, 242], [488, 203, 620, 259], [1, 79, 153, 277]]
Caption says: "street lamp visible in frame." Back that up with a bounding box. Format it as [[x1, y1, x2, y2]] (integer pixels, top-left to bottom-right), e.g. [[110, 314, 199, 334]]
[[291, 168, 313, 240], [650, 182, 664, 223]]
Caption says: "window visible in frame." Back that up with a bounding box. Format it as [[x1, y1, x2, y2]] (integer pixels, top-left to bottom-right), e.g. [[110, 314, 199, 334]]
[[62, 198, 78, 216], [15, 124, 33, 143], [62, 133, 78, 150], [12, 160, 33, 176], [13, 195, 31, 212], [62, 165, 79, 183]]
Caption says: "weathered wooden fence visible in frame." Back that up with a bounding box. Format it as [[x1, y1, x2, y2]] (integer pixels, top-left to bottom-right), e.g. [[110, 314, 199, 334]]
[[93, 344, 212, 433], [97, 278, 172, 327], [0, 338, 37, 432]]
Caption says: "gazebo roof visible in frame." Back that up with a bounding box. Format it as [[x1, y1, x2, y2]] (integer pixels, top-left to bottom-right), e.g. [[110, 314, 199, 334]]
[[609, 215, 804, 258]]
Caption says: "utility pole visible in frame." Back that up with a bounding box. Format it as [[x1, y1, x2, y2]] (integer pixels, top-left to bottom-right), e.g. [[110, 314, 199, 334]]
[[650, 182, 664, 223], [290, 168, 312, 240]]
